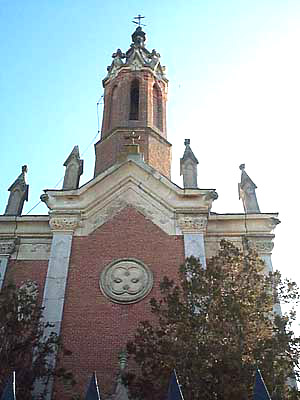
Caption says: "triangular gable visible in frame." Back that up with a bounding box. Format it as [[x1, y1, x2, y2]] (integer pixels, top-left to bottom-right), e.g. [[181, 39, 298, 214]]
[[41, 158, 217, 236]]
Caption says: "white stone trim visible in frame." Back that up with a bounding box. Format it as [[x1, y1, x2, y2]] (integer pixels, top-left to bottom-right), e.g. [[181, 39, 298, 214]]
[[37, 232, 73, 399], [184, 233, 207, 269], [0, 256, 9, 290]]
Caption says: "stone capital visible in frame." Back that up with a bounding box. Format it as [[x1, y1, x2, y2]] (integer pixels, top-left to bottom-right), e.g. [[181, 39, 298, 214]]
[[49, 216, 80, 233], [247, 238, 274, 255], [177, 215, 208, 233], [0, 239, 16, 255]]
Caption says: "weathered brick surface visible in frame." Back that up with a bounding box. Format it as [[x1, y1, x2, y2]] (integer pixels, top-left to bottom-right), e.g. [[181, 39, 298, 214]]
[[58, 206, 184, 398], [101, 70, 167, 138], [94, 127, 171, 178], [4, 259, 48, 297]]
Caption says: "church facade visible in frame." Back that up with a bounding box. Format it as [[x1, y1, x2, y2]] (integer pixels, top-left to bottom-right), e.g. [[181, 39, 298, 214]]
[[0, 27, 279, 399]]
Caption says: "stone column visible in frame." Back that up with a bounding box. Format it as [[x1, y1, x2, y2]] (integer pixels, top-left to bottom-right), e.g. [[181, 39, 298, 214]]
[[250, 238, 281, 316], [178, 216, 208, 268], [253, 239, 274, 274], [0, 239, 16, 290], [36, 215, 79, 400], [252, 237, 297, 388]]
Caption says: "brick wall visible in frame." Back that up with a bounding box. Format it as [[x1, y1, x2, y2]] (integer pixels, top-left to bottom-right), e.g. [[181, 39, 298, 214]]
[[5, 259, 48, 299], [94, 127, 172, 178], [58, 206, 184, 398]]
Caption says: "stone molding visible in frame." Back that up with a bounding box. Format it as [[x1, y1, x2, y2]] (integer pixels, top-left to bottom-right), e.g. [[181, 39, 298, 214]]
[[100, 258, 153, 304], [0, 239, 16, 255], [49, 216, 79, 232], [177, 216, 208, 233]]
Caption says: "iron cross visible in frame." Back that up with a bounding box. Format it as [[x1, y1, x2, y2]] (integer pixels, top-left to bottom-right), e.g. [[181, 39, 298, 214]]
[[132, 14, 146, 27]]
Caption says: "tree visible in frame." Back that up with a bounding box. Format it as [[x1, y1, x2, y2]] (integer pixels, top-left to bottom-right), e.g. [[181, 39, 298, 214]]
[[0, 280, 76, 399], [127, 240, 300, 400]]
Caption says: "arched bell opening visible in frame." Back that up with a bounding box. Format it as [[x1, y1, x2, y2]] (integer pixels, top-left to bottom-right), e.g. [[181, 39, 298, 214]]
[[129, 79, 140, 121], [153, 83, 163, 131]]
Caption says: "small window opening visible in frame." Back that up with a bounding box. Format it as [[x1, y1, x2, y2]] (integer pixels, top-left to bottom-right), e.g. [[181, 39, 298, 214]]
[[129, 80, 139, 120]]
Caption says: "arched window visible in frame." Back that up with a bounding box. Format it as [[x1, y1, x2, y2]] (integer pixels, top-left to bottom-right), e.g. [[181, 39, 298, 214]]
[[108, 85, 118, 130], [153, 84, 163, 130], [129, 79, 139, 120]]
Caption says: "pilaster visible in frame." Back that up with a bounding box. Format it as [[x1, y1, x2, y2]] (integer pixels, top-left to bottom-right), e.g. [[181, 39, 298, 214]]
[[37, 214, 79, 400], [246, 236, 282, 316], [0, 239, 16, 290], [178, 215, 208, 268]]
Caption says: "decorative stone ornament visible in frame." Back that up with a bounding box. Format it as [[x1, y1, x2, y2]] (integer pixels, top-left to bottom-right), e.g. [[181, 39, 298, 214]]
[[104, 26, 167, 85], [177, 215, 208, 233], [4, 165, 29, 216], [63, 146, 83, 190], [238, 164, 260, 213], [0, 239, 16, 255], [100, 259, 153, 304], [180, 139, 199, 188], [247, 239, 274, 255], [49, 216, 79, 232]]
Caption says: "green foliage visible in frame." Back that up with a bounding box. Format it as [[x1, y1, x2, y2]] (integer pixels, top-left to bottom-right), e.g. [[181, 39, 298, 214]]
[[127, 240, 300, 400], [0, 281, 76, 399]]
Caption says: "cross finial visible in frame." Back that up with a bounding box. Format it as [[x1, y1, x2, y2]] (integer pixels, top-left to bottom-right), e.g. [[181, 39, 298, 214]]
[[125, 131, 141, 145], [132, 14, 146, 27], [184, 139, 190, 146]]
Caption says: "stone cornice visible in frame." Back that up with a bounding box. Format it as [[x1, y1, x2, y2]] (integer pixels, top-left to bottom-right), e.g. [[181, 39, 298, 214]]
[[0, 216, 51, 238], [207, 213, 279, 236]]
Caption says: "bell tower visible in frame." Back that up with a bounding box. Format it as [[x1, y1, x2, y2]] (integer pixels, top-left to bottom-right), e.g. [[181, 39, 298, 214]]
[[94, 27, 172, 178]]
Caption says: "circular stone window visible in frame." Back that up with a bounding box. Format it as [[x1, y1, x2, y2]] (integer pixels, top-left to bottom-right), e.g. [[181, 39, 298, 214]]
[[100, 259, 153, 304]]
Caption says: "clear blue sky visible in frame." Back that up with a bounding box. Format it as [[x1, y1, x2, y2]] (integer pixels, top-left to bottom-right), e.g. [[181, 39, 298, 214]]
[[1, 0, 300, 331]]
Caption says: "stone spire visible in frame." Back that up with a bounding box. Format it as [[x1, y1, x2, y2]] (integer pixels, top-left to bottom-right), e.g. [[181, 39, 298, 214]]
[[180, 139, 199, 188], [4, 165, 29, 216], [62, 146, 83, 190], [238, 164, 260, 213]]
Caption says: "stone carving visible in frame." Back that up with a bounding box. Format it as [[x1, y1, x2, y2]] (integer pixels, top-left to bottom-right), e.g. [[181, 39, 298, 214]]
[[238, 164, 260, 213], [104, 26, 167, 84], [4, 165, 29, 216], [100, 259, 153, 304], [63, 146, 83, 190], [40, 193, 57, 210], [204, 190, 218, 201], [0, 239, 16, 255], [49, 216, 79, 232], [248, 239, 274, 254], [255, 241, 274, 253], [180, 139, 199, 188], [268, 217, 281, 230], [177, 216, 207, 233]]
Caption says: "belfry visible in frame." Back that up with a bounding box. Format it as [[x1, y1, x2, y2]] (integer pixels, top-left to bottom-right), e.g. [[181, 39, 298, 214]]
[[94, 26, 171, 178], [0, 26, 280, 399]]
